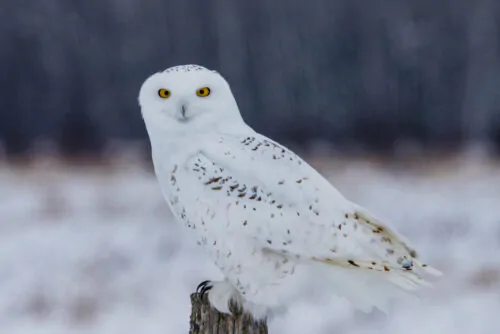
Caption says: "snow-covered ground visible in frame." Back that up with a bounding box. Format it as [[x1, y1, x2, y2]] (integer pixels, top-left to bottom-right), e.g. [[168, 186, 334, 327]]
[[1, 154, 499, 334]]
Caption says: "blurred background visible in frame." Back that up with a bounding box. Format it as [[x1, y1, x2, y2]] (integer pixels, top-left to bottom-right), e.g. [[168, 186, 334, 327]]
[[1, 0, 499, 333]]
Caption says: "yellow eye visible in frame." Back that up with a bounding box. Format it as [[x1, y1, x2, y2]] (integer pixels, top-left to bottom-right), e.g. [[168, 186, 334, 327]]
[[196, 87, 211, 97], [158, 88, 171, 98]]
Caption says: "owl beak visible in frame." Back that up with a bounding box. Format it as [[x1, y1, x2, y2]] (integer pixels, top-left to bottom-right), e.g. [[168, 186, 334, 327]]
[[177, 104, 188, 122]]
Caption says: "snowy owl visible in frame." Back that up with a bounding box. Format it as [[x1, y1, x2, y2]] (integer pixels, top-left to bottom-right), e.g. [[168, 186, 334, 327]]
[[138, 64, 441, 320]]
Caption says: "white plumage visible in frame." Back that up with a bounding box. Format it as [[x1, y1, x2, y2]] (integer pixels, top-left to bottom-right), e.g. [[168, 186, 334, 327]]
[[138, 64, 441, 320]]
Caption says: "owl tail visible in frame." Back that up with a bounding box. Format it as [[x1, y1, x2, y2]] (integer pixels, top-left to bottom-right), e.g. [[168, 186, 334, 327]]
[[351, 203, 443, 278], [315, 258, 435, 313], [310, 204, 442, 313]]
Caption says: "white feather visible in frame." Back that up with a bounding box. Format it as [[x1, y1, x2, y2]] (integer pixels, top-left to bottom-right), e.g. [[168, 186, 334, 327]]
[[139, 64, 442, 319]]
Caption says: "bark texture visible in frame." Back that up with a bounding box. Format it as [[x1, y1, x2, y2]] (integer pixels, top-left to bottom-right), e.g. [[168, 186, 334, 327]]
[[189, 293, 268, 334]]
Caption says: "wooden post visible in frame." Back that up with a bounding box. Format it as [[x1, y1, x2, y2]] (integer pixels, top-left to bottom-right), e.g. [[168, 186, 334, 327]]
[[189, 293, 268, 334]]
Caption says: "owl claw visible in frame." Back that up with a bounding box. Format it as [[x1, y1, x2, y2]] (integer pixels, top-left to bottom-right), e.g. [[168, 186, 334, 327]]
[[196, 280, 213, 296], [196, 280, 210, 292]]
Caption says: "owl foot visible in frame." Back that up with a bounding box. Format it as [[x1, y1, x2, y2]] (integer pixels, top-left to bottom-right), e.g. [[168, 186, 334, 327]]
[[196, 280, 241, 315]]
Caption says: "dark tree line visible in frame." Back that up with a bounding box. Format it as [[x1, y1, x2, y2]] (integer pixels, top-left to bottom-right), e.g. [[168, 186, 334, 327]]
[[1, 0, 500, 156]]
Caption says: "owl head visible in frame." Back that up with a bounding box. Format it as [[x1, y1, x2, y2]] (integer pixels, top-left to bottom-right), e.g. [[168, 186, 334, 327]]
[[139, 65, 243, 136]]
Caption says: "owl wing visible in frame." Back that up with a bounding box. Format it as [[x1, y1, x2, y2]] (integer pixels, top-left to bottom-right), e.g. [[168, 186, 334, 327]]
[[188, 134, 441, 285]]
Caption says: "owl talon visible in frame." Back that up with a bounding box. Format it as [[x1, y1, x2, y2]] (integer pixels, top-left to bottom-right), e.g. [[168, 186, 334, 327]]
[[201, 284, 213, 296], [197, 280, 210, 292], [197, 280, 213, 296]]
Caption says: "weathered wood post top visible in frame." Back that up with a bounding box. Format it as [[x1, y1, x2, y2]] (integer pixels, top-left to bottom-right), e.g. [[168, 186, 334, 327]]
[[189, 293, 268, 334]]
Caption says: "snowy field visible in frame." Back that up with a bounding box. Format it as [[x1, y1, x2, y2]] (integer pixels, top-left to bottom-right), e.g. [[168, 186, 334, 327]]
[[1, 153, 499, 334]]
